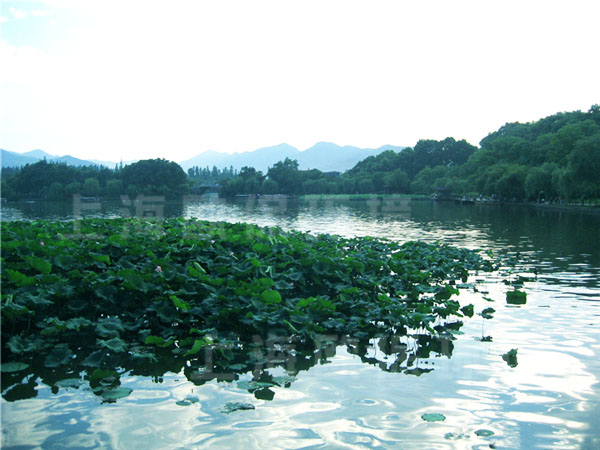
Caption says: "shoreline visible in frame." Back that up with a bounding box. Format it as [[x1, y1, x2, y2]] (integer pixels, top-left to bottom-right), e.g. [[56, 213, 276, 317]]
[[3, 194, 599, 217]]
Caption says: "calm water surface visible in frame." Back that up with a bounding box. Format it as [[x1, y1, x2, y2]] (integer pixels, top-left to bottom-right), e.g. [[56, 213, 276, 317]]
[[2, 197, 599, 449]]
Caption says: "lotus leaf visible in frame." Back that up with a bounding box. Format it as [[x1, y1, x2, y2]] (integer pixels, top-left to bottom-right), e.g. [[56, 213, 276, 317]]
[[0, 362, 30, 373], [0, 218, 513, 399], [421, 413, 446, 422]]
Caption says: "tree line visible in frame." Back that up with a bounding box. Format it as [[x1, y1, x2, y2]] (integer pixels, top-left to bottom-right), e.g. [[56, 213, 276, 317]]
[[219, 138, 479, 197], [187, 165, 236, 186], [1, 158, 188, 200], [2, 105, 598, 203], [219, 105, 600, 202]]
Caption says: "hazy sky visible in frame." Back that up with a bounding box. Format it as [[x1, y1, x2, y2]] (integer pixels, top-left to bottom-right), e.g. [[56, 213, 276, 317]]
[[1, 0, 599, 163]]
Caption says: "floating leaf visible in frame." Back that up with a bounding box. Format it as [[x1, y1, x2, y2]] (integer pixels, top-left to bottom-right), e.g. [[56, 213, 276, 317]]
[[480, 307, 495, 319], [1, 362, 30, 373], [92, 254, 111, 264], [55, 378, 84, 389], [222, 401, 255, 413], [44, 346, 74, 368], [82, 350, 107, 368], [184, 339, 206, 356], [118, 269, 146, 291], [176, 395, 200, 406], [6, 269, 36, 287], [95, 317, 124, 338], [475, 429, 495, 437], [130, 352, 158, 363], [26, 256, 52, 275], [421, 413, 446, 422], [460, 304, 474, 317], [273, 375, 296, 386], [65, 317, 93, 331], [90, 369, 119, 382], [170, 294, 190, 311], [506, 290, 527, 305], [445, 432, 469, 440], [145, 335, 174, 348], [98, 337, 128, 353], [502, 348, 518, 368], [99, 387, 132, 402], [260, 289, 282, 305], [237, 380, 275, 391]]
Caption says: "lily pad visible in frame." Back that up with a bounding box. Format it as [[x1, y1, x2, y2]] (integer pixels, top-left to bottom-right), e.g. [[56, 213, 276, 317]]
[[1, 218, 511, 398], [475, 429, 495, 437], [479, 307, 495, 319], [176, 395, 200, 406], [222, 401, 255, 413], [506, 290, 527, 305], [99, 387, 133, 402], [445, 432, 469, 440], [502, 348, 518, 368], [272, 375, 296, 386], [55, 378, 84, 389], [44, 346, 74, 368], [460, 304, 474, 317], [421, 413, 446, 422], [0, 362, 30, 373], [237, 380, 275, 391]]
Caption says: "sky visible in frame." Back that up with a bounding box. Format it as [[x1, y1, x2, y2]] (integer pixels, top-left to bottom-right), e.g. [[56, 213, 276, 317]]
[[1, 0, 599, 163]]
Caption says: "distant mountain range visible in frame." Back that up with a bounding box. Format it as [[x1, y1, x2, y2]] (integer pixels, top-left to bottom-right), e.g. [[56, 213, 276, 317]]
[[179, 142, 406, 173], [1, 149, 117, 169], [2, 142, 406, 173]]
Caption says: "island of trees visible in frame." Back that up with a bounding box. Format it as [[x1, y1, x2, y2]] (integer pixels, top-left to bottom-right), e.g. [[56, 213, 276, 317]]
[[2, 105, 599, 203], [1, 158, 188, 200]]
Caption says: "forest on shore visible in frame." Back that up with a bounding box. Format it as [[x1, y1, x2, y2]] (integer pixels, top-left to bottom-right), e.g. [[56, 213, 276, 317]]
[[1, 159, 189, 200], [2, 105, 599, 202], [216, 105, 600, 202]]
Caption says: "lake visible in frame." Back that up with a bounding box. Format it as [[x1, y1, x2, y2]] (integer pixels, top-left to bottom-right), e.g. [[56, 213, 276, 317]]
[[2, 196, 599, 449]]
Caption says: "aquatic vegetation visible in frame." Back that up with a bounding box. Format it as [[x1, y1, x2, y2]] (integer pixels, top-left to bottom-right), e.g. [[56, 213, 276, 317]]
[[502, 349, 519, 368], [1, 218, 501, 401], [222, 401, 255, 413], [475, 429, 495, 437], [506, 289, 527, 305], [421, 413, 446, 422]]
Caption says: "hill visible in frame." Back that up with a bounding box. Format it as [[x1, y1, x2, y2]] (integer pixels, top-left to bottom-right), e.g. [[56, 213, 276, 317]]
[[1, 149, 40, 168], [1, 149, 115, 168], [179, 143, 405, 173]]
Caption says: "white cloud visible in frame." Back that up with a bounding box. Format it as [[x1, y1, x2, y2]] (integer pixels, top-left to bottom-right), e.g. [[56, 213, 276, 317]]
[[9, 7, 27, 19], [31, 9, 51, 17]]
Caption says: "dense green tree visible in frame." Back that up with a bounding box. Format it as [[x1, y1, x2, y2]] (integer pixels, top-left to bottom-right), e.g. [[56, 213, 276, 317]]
[[267, 158, 301, 195], [106, 179, 124, 197], [65, 182, 82, 196], [121, 159, 187, 198], [82, 177, 101, 197], [383, 168, 410, 193], [262, 178, 279, 194], [495, 165, 528, 200], [411, 166, 449, 194], [566, 134, 600, 200], [524, 163, 558, 201], [411, 138, 477, 172], [47, 181, 65, 200], [1, 177, 16, 199]]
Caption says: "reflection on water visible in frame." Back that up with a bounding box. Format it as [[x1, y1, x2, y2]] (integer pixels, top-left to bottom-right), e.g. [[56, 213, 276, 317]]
[[2, 197, 600, 449]]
